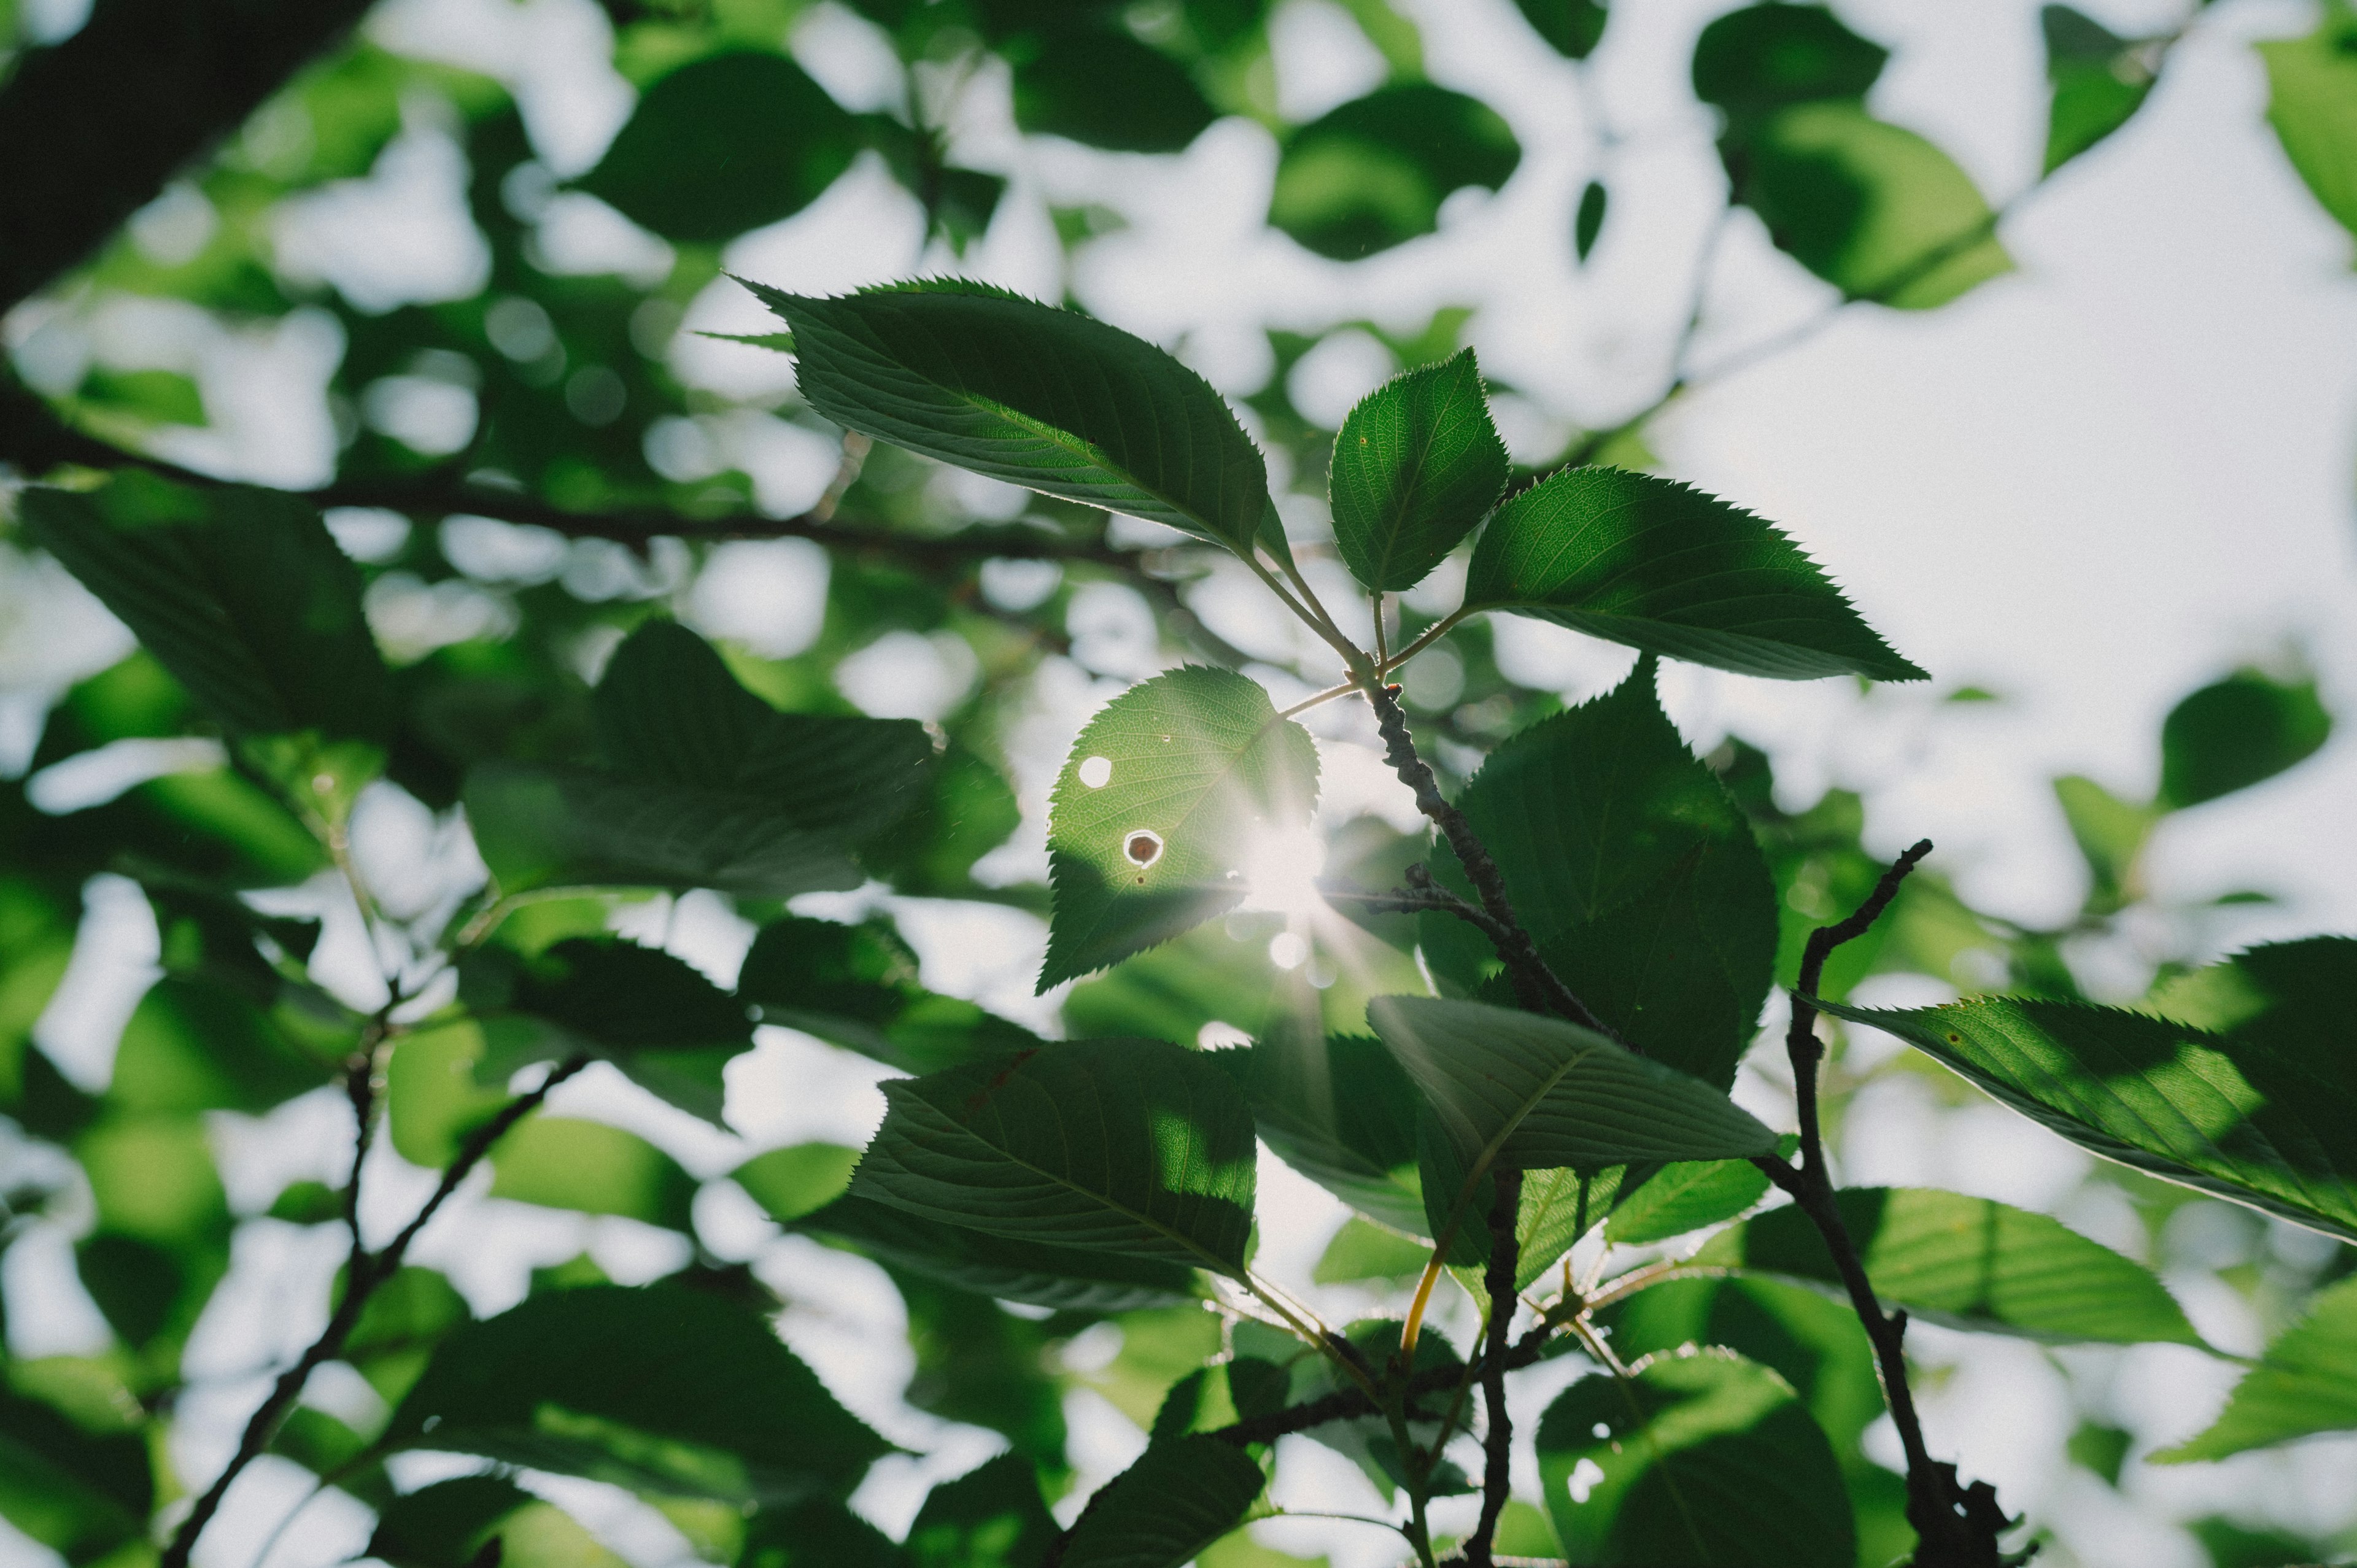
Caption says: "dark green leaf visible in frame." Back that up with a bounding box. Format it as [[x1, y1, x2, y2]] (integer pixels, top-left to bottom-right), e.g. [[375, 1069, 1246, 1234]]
[[77, 366, 206, 426], [75, 1231, 223, 1351], [2158, 669, 2331, 809], [1207, 1032, 1426, 1235], [489, 1116, 699, 1230], [738, 916, 1042, 1075], [907, 1451, 1058, 1567], [1369, 996, 1778, 1186], [1701, 1186, 2206, 1346], [1270, 84, 1521, 260], [850, 1038, 1257, 1275], [2156, 1275, 2357, 1462], [1040, 666, 1319, 988], [2042, 6, 2156, 172], [23, 475, 391, 743], [1535, 1351, 1854, 1567], [733, 1143, 861, 1224], [1822, 940, 2357, 1243], [107, 975, 335, 1116], [382, 1283, 891, 1504], [752, 279, 1279, 555], [368, 1476, 535, 1568], [1328, 348, 1507, 592], [344, 1265, 472, 1403], [1013, 28, 1215, 152], [1575, 178, 1607, 260], [1691, 3, 1887, 122], [742, 1500, 904, 1568], [1606, 1156, 1773, 1245], [266, 1178, 344, 1225], [1518, 0, 1609, 59], [578, 51, 859, 242], [2258, 4, 2357, 239], [857, 741, 1023, 897], [1463, 468, 1927, 681], [1061, 1437, 1264, 1568], [799, 1193, 1199, 1312], [0, 1386, 152, 1562]]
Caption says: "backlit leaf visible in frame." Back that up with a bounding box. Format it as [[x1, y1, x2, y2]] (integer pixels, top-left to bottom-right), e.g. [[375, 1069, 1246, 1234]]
[[2158, 668, 2331, 809], [799, 1194, 1199, 1313], [1328, 349, 1507, 592], [2042, 5, 2156, 173], [1270, 84, 1520, 260], [906, 1451, 1059, 1568], [489, 1116, 699, 1231], [737, 915, 1042, 1076], [732, 1143, 860, 1224], [1606, 1155, 1773, 1245], [2258, 3, 2357, 240], [2156, 1275, 2357, 1462], [1207, 1032, 1426, 1235], [1062, 1437, 1265, 1568]]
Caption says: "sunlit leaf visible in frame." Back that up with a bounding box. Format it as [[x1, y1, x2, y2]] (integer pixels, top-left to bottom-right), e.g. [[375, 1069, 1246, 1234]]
[[1208, 1032, 1426, 1235], [2257, 2, 2357, 241], [489, 1116, 699, 1231], [107, 975, 335, 1116], [2156, 1275, 2357, 1462], [732, 1143, 860, 1224], [1606, 1154, 1773, 1245], [907, 1451, 1059, 1568], [1061, 1437, 1265, 1568], [2042, 5, 2156, 173], [737, 915, 1042, 1076], [1328, 349, 1507, 592], [1270, 84, 1520, 260]]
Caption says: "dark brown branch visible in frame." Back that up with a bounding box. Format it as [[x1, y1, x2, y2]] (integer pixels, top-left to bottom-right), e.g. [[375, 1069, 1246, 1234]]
[[1465, 1168, 1523, 1568], [1754, 840, 2012, 1567], [1206, 1324, 1557, 1450], [1361, 684, 1610, 1035], [160, 1054, 591, 1568], [1323, 881, 1603, 1033]]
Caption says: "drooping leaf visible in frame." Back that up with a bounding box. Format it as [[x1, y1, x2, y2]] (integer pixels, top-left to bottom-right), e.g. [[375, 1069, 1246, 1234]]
[[1534, 1351, 1854, 1567], [1012, 27, 1216, 152], [1061, 1437, 1265, 1568], [799, 1193, 1199, 1313], [906, 1451, 1059, 1568], [2042, 5, 2157, 173], [382, 1283, 891, 1504], [751, 279, 1279, 556], [1269, 83, 1521, 260], [1369, 997, 1778, 1195], [1701, 1186, 2207, 1346], [1575, 177, 1608, 260], [1328, 349, 1507, 592], [2156, 1275, 2357, 1462], [2158, 668, 2331, 809], [1422, 663, 1779, 1090], [1462, 467, 1927, 682], [1207, 1032, 1426, 1235], [737, 916, 1042, 1076], [1039, 666, 1319, 989], [1517, 0, 1609, 59], [23, 476, 392, 743], [2257, 2, 2357, 241], [488, 1116, 699, 1231], [1822, 940, 2357, 1243], [577, 51, 860, 243], [1605, 1154, 1773, 1245], [850, 1038, 1257, 1276]]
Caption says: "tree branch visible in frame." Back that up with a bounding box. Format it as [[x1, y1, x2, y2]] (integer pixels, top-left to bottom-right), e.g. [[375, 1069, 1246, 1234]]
[[1204, 1324, 1557, 1450], [1465, 1167, 1523, 1568], [1753, 840, 2013, 1568], [160, 1053, 591, 1568]]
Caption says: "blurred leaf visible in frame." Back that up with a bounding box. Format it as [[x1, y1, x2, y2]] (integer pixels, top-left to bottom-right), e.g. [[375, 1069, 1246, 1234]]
[[857, 741, 1021, 896], [1207, 1031, 1426, 1235], [75, 1114, 227, 1246], [1823, 939, 2357, 1243], [800, 1193, 1200, 1312], [385, 1020, 513, 1169], [0, 1385, 152, 1562], [732, 1143, 860, 1224], [1691, 2, 1887, 123], [108, 975, 334, 1116], [489, 1116, 699, 1230], [1270, 83, 1520, 259], [1702, 1186, 2206, 1346], [2158, 668, 2331, 809], [1517, 0, 1608, 59], [382, 1283, 891, 1504], [1040, 667, 1319, 988], [1313, 1215, 1430, 1283], [2042, 5, 2156, 173], [2158, 1275, 2357, 1461], [75, 366, 205, 426], [738, 915, 1042, 1075], [1013, 27, 1216, 152], [266, 1178, 344, 1224], [76, 1230, 225, 1354], [2053, 773, 2159, 912], [23, 476, 392, 743], [853, 1038, 1257, 1275], [1606, 1154, 1773, 1245], [741, 1500, 903, 1568], [1535, 1351, 1854, 1567], [1328, 348, 1507, 592], [2258, 2, 2357, 241], [897, 1275, 1069, 1470], [1061, 1437, 1265, 1568], [345, 1265, 472, 1403], [1575, 177, 1607, 260], [368, 1475, 535, 1568], [907, 1451, 1058, 1568], [1464, 468, 1927, 681], [754, 279, 1280, 556], [1423, 662, 1778, 1090], [2069, 1420, 2134, 1485], [577, 50, 859, 243]]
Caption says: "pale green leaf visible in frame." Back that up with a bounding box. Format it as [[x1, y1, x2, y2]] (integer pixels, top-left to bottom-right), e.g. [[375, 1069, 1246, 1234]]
[[1606, 1155, 1774, 1245], [1207, 1032, 1425, 1235], [1062, 1437, 1266, 1568], [2258, 4, 2357, 241], [2042, 5, 2155, 173], [489, 1117, 697, 1231], [731, 1143, 860, 1224], [2156, 1275, 2357, 1462], [1328, 348, 1507, 591], [1040, 666, 1318, 989]]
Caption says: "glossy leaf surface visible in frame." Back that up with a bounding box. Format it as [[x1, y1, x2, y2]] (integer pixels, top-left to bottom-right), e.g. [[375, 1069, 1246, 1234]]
[[1328, 349, 1507, 591], [797, 1193, 1199, 1313]]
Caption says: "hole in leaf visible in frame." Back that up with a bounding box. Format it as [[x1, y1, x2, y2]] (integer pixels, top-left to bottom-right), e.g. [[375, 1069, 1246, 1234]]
[[1079, 755, 1113, 789], [1123, 829, 1163, 868]]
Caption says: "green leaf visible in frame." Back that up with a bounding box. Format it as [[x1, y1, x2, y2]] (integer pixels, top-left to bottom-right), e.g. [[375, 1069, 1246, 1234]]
[[1517, 0, 1609, 59], [108, 975, 336, 1116], [732, 1143, 861, 1224], [489, 1116, 699, 1231], [1822, 941, 2357, 1242], [22, 475, 392, 743], [2159, 668, 2331, 809], [743, 1501, 902, 1568], [368, 1476, 536, 1568], [1701, 1186, 2205, 1346], [1691, 3, 1887, 122], [907, 1451, 1059, 1568], [1314, 1215, 1431, 1283], [2042, 5, 2156, 173], [850, 1038, 1257, 1275], [1600, 1273, 1883, 1454], [1535, 1351, 1854, 1568], [382, 1283, 890, 1504], [0, 1385, 150, 1562], [856, 741, 1022, 897], [2258, 3, 2357, 241], [2156, 1275, 2357, 1462], [577, 50, 859, 243], [75, 1114, 227, 1246], [77, 366, 206, 426], [1061, 1437, 1265, 1568], [1270, 83, 1522, 260], [1606, 1156, 1773, 1245], [1207, 1032, 1426, 1235], [465, 620, 930, 898], [737, 916, 1042, 1075], [1369, 997, 1778, 1189], [344, 1265, 472, 1403], [1040, 666, 1319, 989], [1012, 27, 1215, 152], [1423, 663, 1778, 1089], [800, 1193, 1199, 1312], [1463, 468, 1927, 682], [1328, 348, 1507, 592], [2053, 773, 2159, 913], [751, 279, 1279, 556], [1575, 177, 1607, 260]]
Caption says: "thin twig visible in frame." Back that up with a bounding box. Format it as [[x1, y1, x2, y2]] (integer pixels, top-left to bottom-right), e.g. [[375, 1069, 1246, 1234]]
[[1204, 1326, 1558, 1449], [1465, 1168, 1523, 1568], [1322, 882, 1602, 1033], [160, 1054, 592, 1568]]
